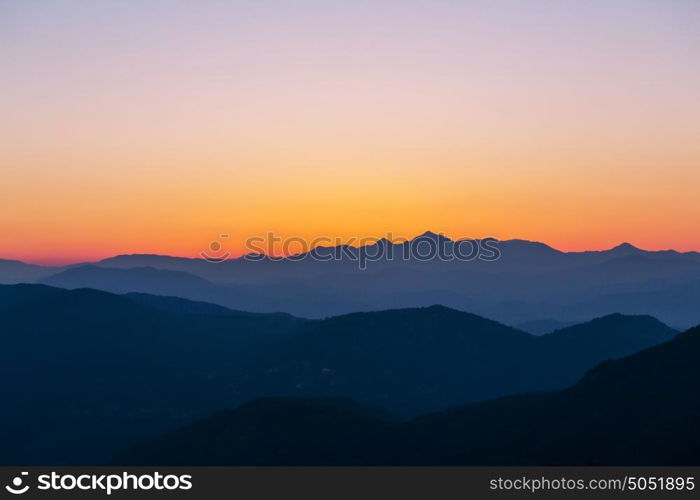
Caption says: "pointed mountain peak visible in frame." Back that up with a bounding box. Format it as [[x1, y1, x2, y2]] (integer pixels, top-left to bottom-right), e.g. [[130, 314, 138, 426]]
[[413, 231, 453, 242], [609, 242, 642, 253]]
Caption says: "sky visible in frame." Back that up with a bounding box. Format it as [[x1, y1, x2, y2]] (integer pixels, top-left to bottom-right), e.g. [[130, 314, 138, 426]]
[[1, 0, 699, 264]]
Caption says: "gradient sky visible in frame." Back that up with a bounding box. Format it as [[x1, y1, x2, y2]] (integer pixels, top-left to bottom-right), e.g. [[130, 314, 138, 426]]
[[2, 0, 699, 264]]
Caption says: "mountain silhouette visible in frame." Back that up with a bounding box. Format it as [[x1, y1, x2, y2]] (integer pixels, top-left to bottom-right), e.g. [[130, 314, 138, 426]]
[[0, 284, 304, 464], [116, 323, 700, 465], [0, 259, 58, 284], [19, 234, 700, 328], [39, 264, 375, 317], [235, 306, 677, 415], [40, 264, 214, 294], [0, 284, 678, 463], [403, 322, 700, 465]]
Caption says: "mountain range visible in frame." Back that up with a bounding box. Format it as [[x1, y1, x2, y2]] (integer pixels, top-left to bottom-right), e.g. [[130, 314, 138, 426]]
[[0, 283, 679, 464], [2, 233, 698, 465], [2, 233, 698, 328], [116, 322, 700, 466]]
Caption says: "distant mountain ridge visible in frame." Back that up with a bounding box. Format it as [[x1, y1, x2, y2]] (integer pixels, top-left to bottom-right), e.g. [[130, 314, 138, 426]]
[[5, 233, 699, 281], [30, 234, 700, 327], [0, 259, 60, 284]]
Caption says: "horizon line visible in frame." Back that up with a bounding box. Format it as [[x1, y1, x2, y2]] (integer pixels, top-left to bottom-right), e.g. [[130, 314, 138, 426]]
[[3, 232, 699, 267]]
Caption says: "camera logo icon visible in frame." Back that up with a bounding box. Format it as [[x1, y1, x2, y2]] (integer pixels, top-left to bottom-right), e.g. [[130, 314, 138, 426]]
[[5, 472, 29, 495]]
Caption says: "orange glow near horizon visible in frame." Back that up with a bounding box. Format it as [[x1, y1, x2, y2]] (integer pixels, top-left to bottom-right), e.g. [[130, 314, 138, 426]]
[[2, 1, 699, 265]]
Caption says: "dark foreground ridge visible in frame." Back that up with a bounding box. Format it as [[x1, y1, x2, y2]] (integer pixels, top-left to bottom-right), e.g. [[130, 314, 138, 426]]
[[116, 323, 700, 465], [0, 284, 679, 464]]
